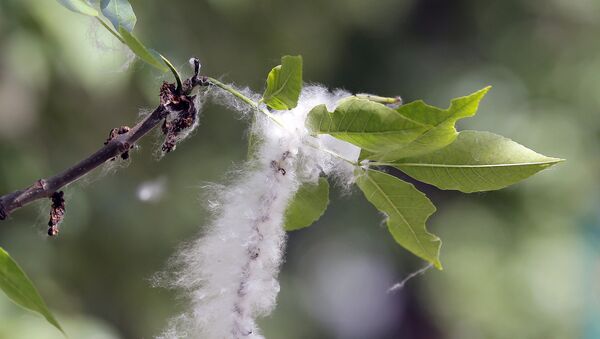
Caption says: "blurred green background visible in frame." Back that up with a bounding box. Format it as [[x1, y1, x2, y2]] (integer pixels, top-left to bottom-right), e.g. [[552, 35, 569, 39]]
[[0, 0, 598, 338]]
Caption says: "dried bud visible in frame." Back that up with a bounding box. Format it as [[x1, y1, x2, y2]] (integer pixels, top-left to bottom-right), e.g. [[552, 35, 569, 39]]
[[47, 191, 65, 237], [161, 94, 198, 154]]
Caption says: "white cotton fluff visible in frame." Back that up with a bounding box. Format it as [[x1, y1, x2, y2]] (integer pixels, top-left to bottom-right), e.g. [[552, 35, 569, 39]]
[[158, 85, 360, 339]]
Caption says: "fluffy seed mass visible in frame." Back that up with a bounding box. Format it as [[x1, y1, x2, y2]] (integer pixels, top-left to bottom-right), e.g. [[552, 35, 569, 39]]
[[158, 86, 360, 339]]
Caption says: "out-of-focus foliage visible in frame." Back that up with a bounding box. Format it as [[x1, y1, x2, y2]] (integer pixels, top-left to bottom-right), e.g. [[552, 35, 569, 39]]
[[57, 0, 171, 72], [100, 0, 137, 33], [56, 0, 98, 16], [117, 27, 168, 72], [0, 248, 63, 334], [0, 0, 598, 338]]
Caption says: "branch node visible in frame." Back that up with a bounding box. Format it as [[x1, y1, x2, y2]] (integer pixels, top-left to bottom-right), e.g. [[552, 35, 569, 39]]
[[36, 179, 48, 190], [105, 126, 132, 160]]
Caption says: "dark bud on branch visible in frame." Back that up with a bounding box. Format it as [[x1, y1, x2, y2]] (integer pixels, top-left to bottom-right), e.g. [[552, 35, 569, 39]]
[[47, 191, 65, 236], [104, 126, 132, 160], [160, 82, 198, 153]]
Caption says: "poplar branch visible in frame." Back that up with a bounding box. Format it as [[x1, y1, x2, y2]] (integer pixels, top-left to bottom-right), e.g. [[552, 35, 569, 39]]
[[0, 65, 208, 222], [0, 104, 168, 221], [0, 58, 209, 220]]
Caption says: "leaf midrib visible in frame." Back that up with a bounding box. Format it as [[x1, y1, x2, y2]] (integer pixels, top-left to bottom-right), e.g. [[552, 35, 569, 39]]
[[380, 96, 477, 156], [266, 69, 292, 101], [324, 129, 426, 135], [363, 172, 432, 257], [394, 160, 561, 168]]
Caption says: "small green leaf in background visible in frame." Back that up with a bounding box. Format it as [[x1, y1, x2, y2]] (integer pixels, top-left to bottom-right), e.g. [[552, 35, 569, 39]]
[[262, 55, 303, 110], [307, 97, 428, 152], [118, 27, 168, 72], [56, 0, 99, 16], [0, 247, 64, 335], [356, 169, 442, 269], [100, 0, 137, 32], [284, 178, 330, 231], [393, 130, 563, 193]]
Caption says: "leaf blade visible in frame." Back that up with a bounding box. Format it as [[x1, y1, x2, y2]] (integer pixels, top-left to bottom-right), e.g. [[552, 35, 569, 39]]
[[284, 178, 329, 231], [356, 169, 442, 269], [118, 27, 168, 72], [262, 55, 303, 110], [306, 98, 429, 152], [310, 88, 491, 162], [56, 0, 99, 16], [372, 86, 491, 160], [100, 0, 137, 32], [0, 247, 64, 334], [393, 130, 563, 193]]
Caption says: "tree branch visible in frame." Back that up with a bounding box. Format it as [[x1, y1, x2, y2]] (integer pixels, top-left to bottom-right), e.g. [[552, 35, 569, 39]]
[[0, 65, 208, 223], [0, 104, 168, 221]]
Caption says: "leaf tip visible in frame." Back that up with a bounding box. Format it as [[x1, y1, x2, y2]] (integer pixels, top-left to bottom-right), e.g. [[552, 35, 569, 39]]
[[542, 157, 565, 167], [282, 54, 303, 61], [431, 238, 443, 270], [473, 85, 492, 99]]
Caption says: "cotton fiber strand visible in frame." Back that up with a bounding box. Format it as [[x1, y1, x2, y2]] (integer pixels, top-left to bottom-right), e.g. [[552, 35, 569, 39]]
[[159, 86, 360, 339]]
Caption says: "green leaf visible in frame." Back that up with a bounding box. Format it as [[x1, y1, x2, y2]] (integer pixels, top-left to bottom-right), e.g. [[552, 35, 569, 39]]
[[355, 169, 442, 269], [100, 0, 137, 32], [262, 55, 303, 110], [307, 97, 429, 153], [284, 178, 330, 231], [56, 0, 99, 16], [308, 87, 490, 162], [382, 86, 490, 159], [0, 247, 64, 335], [393, 130, 563, 193], [118, 27, 168, 72]]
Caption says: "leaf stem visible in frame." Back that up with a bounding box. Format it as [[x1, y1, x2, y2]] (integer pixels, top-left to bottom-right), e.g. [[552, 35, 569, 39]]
[[304, 139, 358, 166], [355, 93, 402, 105], [367, 161, 396, 167], [206, 77, 286, 128], [206, 78, 359, 167], [160, 54, 183, 92], [96, 18, 180, 86], [95, 17, 126, 44]]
